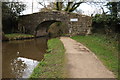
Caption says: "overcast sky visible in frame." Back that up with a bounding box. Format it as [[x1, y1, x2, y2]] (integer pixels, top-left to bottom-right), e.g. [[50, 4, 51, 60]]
[[19, 0, 109, 16]]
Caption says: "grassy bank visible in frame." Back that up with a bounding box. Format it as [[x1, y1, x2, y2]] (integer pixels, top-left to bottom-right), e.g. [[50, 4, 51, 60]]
[[30, 38, 66, 78], [5, 33, 34, 40], [71, 34, 118, 77]]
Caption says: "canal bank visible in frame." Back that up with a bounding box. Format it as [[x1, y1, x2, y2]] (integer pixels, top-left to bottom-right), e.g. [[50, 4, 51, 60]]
[[2, 34, 68, 78], [2, 33, 66, 78], [2, 33, 34, 41], [30, 38, 66, 78]]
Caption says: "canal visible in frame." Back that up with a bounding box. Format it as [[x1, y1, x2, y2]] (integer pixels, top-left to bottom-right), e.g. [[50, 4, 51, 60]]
[[2, 37, 48, 78]]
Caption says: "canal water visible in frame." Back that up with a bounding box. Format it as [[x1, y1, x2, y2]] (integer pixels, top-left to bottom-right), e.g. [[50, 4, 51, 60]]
[[2, 37, 48, 78]]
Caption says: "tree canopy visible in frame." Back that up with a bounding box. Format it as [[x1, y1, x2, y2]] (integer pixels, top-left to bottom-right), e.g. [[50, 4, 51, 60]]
[[92, 1, 120, 34], [2, 2, 26, 33]]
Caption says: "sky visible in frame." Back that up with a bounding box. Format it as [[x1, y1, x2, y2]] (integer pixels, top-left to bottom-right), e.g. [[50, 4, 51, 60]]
[[79, 2, 109, 15], [19, 0, 110, 16]]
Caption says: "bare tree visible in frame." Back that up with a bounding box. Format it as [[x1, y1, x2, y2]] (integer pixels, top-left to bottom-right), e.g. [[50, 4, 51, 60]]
[[38, 0, 85, 12]]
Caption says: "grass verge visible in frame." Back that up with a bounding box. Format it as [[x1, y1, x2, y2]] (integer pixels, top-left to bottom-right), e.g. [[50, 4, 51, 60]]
[[5, 33, 34, 40], [71, 34, 118, 77], [30, 38, 66, 78]]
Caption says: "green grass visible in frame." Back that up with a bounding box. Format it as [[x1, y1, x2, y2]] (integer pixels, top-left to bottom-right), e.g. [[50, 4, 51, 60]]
[[30, 38, 66, 78], [71, 34, 118, 77], [5, 33, 34, 40]]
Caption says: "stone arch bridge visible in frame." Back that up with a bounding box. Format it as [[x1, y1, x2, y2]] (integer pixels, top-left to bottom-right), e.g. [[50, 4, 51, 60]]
[[18, 11, 92, 37]]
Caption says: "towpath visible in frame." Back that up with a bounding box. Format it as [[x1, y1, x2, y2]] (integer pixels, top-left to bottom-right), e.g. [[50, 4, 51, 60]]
[[60, 37, 115, 78]]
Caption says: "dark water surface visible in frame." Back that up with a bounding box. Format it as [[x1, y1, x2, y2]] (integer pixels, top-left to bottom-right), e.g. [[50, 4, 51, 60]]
[[2, 37, 48, 78]]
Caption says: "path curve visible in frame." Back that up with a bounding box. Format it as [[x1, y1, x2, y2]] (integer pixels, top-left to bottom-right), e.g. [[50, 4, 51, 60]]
[[60, 37, 115, 78]]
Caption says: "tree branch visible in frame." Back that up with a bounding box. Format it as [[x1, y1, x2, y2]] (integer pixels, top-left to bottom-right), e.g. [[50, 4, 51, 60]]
[[69, 2, 83, 12], [56, 2, 63, 11], [64, 2, 73, 11], [38, 2, 47, 9]]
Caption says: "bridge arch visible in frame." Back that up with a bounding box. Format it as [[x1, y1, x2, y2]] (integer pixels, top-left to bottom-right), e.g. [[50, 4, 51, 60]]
[[18, 11, 92, 37], [34, 20, 62, 37]]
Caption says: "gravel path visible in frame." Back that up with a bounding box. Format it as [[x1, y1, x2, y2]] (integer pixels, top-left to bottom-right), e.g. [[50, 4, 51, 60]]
[[60, 37, 115, 78]]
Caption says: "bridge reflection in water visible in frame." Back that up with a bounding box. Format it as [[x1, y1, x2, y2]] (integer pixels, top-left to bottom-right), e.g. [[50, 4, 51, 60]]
[[2, 37, 48, 78]]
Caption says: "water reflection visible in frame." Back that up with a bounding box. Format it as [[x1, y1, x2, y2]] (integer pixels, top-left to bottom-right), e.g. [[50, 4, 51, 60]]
[[2, 37, 48, 78]]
